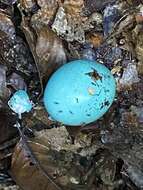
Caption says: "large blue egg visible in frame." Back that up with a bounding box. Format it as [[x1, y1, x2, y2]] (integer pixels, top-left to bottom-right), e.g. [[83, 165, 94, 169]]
[[44, 60, 116, 126]]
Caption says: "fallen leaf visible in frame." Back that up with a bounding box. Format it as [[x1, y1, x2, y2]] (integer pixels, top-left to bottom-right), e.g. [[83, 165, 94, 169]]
[[95, 149, 117, 185], [35, 28, 67, 83], [11, 128, 90, 190]]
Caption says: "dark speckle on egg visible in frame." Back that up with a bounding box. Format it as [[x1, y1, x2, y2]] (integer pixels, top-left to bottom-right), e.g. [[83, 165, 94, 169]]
[[104, 101, 110, 106], [105, 89, 110, 93], [69, 111, 74, 115], [54, 102, 59, 104], [75, 98, 79, 103], [91, 82, 96, 86], [100, 103, 104, 110], [85, 67, 102, 82], [100, 100, 110, 110]]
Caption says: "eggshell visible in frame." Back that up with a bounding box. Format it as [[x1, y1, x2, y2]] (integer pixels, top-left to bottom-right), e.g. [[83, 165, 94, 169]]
[[44, 60, 116, 126], [8, 90, 33, 118]]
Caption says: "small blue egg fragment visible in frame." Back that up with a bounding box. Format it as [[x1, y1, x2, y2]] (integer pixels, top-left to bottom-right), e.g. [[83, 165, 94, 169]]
[[44, 60, 116, 126], [8, 90, 33, 118]]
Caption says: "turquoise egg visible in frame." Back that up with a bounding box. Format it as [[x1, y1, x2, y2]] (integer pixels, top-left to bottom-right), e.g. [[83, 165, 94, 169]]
[[8, 90, 33, 119], [44, 60, 116, 126]]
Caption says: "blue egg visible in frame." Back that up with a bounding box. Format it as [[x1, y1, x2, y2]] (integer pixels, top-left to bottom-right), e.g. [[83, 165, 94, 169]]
[[44, 60, 116, 126], [8, 90, 33, 119]]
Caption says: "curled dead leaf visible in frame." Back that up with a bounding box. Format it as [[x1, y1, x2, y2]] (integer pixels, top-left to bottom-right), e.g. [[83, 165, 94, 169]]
[[0, 108, 18, 171], [84, 0, 117, 14], [0, 65, 10, 100], [35, 27, 67, 82], [63, 0, 84, 15], [11, 128, 90, 190], [135, 33, 143, 74], [11, 139, 62, 190], [0, 11, 16, 39], [0, 108, 18, 145], [8, 72, 27, 91], [37, 0, 60, 9], [95, 149, 117, 185], [52, 0, 87, 42], [20, 0, 37, 12], [31, 3, 58, 27]]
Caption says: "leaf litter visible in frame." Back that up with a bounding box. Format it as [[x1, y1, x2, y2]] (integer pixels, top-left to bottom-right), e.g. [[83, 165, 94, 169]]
[[0, 0, 143, 190]]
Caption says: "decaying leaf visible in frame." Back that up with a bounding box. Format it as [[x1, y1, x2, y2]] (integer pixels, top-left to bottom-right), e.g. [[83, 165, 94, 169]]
[[84, 0, 117, 14], [63, 0, 84, 15], [0, 0, 17, 6], [52, 0, 86, 42], [95, 149, 117, 186], [0, 10, 38, 92], [11, 127, 92, 190], [103, 3, 122, 37], [0, 65, 10, 100], [51, 0, 102, 43], [119, 62, 140, 88], [31, 0, 59, 27], [0, 11, 16, 39], [35, 27, 67, 82], [0, 108, 19, 171], [135, 33, 143, 74], [20, 0, 37, 13], [124, 164, 143, 189], [11, 139, 62, 190], [125, 0, 143, 6], [37, 0, 61, 9], [131, 105, 143, 124], [0, 0, 143, 189], [0, 108, 18, 144], [20, 7, 67, 84], [120, 144, 143, 189], [8, 72, 27, 91]]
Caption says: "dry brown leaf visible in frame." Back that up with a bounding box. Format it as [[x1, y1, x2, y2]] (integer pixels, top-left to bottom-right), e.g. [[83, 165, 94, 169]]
[[31, 3, 58, 26], [11, 139, 61, 190], [63, 0, 84, 15], [0, 11, 16, 39], [0, 109, 18, 144], [135, 33, 143, 74], [11, 128, 89, 190], [95, 150, 117, 185], [84, 0, 116, 13], [52, 0, 87, 42], [35, 27, 67, 82], [37, 0, 59, 9], [0, 108, 18, 171], [20, 0, 37, 12]]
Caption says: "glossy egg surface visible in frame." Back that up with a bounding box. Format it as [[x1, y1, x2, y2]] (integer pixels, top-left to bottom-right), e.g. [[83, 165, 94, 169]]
[[44, 60, 116, 126]]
